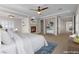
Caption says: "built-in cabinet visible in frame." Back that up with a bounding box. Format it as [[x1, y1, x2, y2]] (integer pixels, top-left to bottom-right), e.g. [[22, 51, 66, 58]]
[[43, 16, 57, 35]]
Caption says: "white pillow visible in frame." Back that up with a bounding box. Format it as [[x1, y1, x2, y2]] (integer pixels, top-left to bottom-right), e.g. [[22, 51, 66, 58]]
[[1, 30, 12, 45]]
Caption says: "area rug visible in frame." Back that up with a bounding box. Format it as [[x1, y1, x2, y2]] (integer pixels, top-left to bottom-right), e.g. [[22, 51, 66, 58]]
[[35, 42, 57, 54]]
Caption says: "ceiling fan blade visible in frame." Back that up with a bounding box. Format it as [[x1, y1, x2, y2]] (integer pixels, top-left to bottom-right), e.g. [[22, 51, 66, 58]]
[[30, 6, 48, 15], [30, 9, 38, 11], [41, 7, 48, 11]]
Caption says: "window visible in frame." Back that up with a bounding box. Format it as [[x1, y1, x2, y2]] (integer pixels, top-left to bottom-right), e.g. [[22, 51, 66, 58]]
[[0, 18, 14, 29]]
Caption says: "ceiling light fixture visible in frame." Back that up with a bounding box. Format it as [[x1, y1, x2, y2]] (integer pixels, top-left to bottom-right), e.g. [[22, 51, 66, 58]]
[[37, 11, 41, 15], [31, 6, 48, 15], [8, 15, 14, 19]]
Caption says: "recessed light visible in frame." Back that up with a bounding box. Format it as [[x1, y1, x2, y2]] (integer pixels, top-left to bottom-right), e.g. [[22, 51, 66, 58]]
[[58, 8, 63, 10]]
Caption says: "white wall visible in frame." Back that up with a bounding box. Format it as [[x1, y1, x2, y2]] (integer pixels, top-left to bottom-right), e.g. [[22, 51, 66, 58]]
[[14, 18, 22, 32], [58, 16, 62, 34], [36, 18, 41, 33], [21, 18, 30, 33], [58, 17, 66, 34], [76, 5, 79, 35]]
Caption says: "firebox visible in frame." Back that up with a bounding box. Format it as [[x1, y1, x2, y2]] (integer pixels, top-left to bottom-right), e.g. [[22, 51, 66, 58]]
[[31, 26, 36, 33]]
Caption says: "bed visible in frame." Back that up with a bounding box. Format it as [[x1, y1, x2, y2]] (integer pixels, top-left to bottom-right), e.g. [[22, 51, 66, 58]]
[[0, 30, 48, 54]]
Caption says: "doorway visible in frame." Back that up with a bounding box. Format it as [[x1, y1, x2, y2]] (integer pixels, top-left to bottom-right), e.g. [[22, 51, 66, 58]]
[[40, 20, 44, 34], [66, 22, 73, 33]]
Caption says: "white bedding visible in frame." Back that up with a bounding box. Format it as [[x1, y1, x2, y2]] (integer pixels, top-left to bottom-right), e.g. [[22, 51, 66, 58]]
[[13, 33, 34, 54], [17, 33, 48, 52], [0, 30, 48, 54]]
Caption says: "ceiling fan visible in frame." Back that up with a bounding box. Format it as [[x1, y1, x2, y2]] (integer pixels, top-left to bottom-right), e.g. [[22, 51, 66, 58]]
[[30, 6, 48, 15]]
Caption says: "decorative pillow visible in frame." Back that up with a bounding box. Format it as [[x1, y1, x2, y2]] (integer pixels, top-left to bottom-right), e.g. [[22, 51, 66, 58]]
[[1, 30, 12, 45]]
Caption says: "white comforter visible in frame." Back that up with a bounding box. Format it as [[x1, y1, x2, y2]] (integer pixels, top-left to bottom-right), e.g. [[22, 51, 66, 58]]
[[17, 33, 48, 52], [0, 30, 48, 54]]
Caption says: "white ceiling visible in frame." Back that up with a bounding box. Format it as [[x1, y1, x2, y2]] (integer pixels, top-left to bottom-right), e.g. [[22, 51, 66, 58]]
[[0, 4, 78, 18]]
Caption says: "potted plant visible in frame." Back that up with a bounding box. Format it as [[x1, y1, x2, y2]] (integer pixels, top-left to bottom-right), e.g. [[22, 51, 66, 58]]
[[0, 25, 2, 29], [0, 25, 3, 32], [74, 35, 79, 44]]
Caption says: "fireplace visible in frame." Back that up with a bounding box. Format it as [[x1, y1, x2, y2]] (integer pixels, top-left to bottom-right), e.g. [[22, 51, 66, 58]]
[[31, 26, 36, 33]]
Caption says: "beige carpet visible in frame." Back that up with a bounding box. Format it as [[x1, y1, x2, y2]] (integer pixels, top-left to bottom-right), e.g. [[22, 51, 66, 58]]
[[40, 33, 71, 54]]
